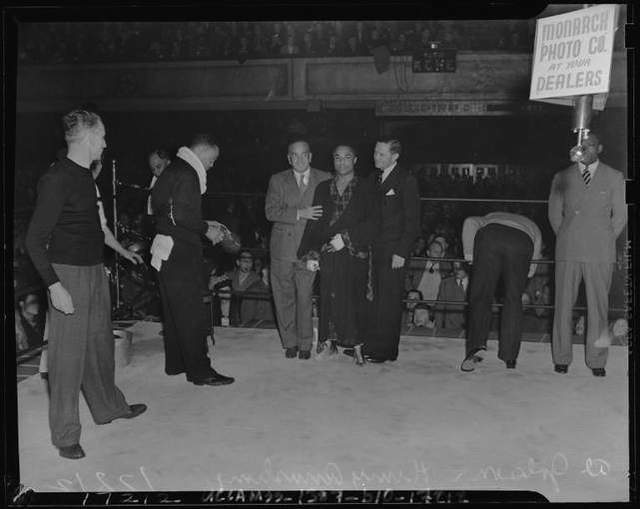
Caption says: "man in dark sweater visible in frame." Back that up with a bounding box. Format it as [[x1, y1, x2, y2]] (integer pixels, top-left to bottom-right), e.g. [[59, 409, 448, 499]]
[[25, 110, 147, 460]]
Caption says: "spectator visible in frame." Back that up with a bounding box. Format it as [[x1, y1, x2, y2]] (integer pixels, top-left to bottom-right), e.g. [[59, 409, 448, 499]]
[[434, 262, 469, 330], [408, 239, 451, 321], [326, 34, 340, 56], [225, 250, 262, 325], [280, 34, 300, 56], [343, 35, 359, 56], [16, 292, 46, 349], [391, 32, 409, 54], [353, 21, 370, 55], [411, 236, 427, 258], [236, 35, 251, 63], [300, 32, 316, 56]]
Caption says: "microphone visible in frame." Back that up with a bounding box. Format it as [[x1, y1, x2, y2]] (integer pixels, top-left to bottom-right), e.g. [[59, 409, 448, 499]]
[[116, 180, 151, 191]]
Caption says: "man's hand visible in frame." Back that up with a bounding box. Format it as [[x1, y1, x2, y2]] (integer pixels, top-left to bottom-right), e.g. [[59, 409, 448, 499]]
[[391, 254, 405, 269], [122, 249, 144, 265], [329, 233, 345, 252], [205, 225, 225, 245], [298, 205, 323, 221], [48, 282, 75, 314], [464, 253, 473, 264]]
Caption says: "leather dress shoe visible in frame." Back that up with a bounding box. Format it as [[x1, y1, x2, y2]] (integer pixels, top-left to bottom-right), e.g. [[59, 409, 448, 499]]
[[365, 356, 386, 363], [191, 371, 234, 386], [554, 364, 568, 374], [285, 347, 298, 358], [58, 444, 85, 459], [298, 350, 311, 360], [100, 404, 148, 424], [592, 368, 606, 377], [506, 360, 516, 369]]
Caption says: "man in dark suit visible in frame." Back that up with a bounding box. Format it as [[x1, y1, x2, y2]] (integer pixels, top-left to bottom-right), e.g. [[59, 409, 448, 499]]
[[265, 140, 331, 359], [151, 134, 234, 386], [548, 132, 627, 377], [364, 139, 420, 362]]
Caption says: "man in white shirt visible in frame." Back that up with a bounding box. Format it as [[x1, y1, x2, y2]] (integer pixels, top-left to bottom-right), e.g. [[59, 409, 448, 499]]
[[460, 212, 542, 372]]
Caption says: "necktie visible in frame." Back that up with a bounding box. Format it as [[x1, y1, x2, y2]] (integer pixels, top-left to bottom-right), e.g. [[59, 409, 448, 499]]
[[298, 173, 308, 193], [376, 170, 384, 186], [581, 164, 591, 187]]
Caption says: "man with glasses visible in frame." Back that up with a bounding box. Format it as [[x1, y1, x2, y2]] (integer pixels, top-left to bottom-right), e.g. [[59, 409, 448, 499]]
[[265, 140, 330, 359]]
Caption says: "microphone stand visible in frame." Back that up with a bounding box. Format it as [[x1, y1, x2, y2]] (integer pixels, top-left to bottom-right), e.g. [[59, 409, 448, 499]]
[[111, 159, 120, 311]]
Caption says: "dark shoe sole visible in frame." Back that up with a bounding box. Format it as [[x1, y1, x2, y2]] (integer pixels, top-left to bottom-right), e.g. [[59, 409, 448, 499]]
[[192, 378, 234, 386], [592, 368, 606, 377], [554, 365, 568, 374]]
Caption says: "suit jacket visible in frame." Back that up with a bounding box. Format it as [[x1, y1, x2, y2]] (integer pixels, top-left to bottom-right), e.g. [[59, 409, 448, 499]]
[[151, 158, 207, 248], [265, 167, 331, 261], [548, 161, 626, 263], [297, 176, 377, 258], [372, 165, 421, 259]]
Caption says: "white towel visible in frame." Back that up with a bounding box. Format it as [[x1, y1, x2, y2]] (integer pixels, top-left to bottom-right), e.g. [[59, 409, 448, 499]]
[[176, 146, 207, 194], [150, 234, 174, 271]]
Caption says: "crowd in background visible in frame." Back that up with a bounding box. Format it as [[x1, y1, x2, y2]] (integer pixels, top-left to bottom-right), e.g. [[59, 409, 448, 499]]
[[18, 20, 539, 65], [17, 157, 625, 357]]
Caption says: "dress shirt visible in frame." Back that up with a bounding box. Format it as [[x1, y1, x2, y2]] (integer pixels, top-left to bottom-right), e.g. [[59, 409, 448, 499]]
[[578, 158, 599, 177], [379, 162, 397, 184], [293, 168, 310, 188], [462, 212, 542, 277]]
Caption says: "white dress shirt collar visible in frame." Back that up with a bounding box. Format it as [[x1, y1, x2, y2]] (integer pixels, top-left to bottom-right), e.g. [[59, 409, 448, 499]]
[[579, 158, 599, 176], [293, 168, 311, 186], [380, 162, 397, 183]]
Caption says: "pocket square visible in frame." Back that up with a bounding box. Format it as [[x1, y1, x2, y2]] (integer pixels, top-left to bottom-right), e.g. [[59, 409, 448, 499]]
[[385, 188, 396, 196]]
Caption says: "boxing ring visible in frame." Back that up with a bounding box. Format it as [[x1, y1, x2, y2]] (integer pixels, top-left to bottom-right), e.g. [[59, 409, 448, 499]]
[[16, 321, 628, 502], [13, 185, 630, 503]]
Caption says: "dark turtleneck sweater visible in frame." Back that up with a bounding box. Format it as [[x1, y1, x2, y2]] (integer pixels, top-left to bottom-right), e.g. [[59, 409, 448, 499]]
[[25, 157, 104, 286]]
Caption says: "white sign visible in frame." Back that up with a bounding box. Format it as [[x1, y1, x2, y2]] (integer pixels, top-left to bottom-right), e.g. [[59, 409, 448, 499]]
[[529, 4, 618, 102]]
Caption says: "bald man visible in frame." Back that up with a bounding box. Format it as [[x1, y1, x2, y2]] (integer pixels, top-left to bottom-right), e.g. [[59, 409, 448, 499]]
[[265, 140, 330, 359], [548, 132, 627, 377]]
